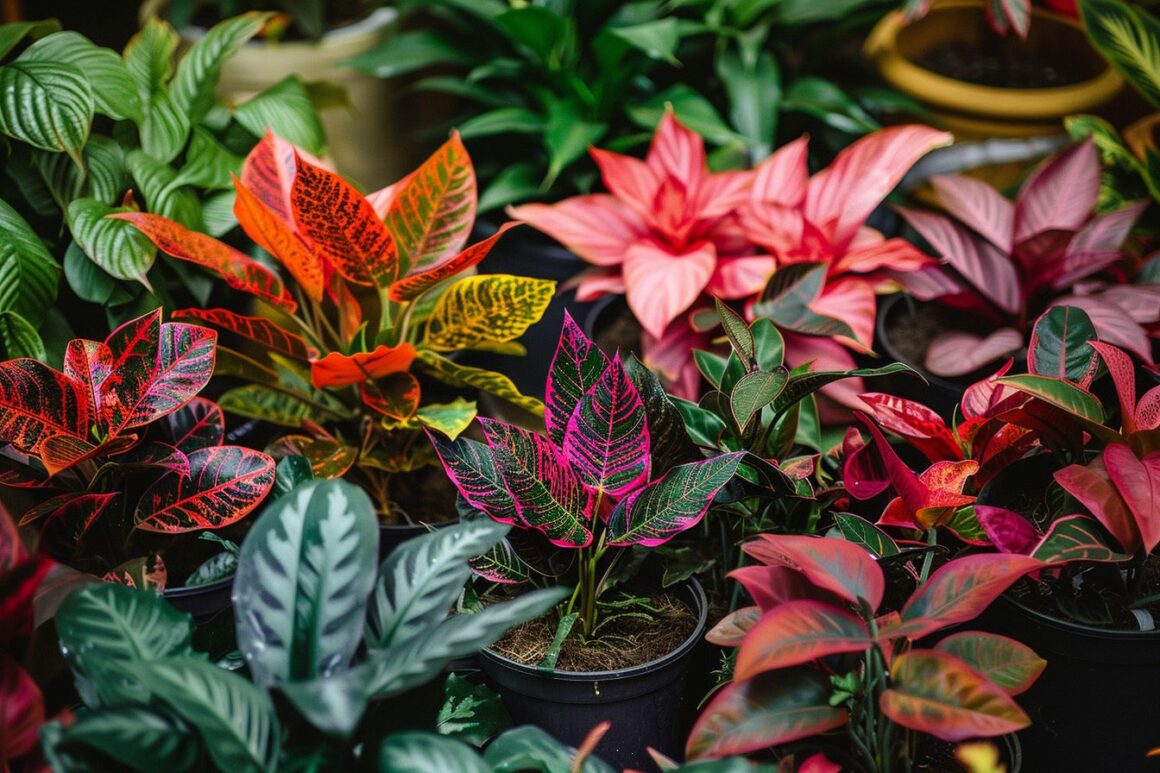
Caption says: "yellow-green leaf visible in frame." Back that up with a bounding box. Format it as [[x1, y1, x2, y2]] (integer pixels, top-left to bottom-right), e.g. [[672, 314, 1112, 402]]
[[422, 274, 554, 351], [416, 398, 477, 440], [416, 350, 544, 416]]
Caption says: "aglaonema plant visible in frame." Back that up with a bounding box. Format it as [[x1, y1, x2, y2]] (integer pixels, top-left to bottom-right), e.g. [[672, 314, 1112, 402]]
[[430, 313, 743, 639], [0, 308, 275, 586], [116, 130, 552, 516], [688, 533, 1046, 771]]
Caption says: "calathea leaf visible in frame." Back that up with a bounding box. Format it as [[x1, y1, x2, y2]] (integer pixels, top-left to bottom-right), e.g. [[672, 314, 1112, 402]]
[[0, 199, 60, 324], [428, 432, 519, 525], [366, 519, 509, 648], [0, 58, 93, 156], [437, 674, 512, 745], [562, 353, 650, 497], [422, 274, 555, 351], [480, 418, 594, 547], [233, 479, 377, 685], [605, 452, 744, 547], [21, 31, 142, 122], [545, 311, 610, 447], [379, 731, 491, 773], [137, 656, 279, 773], [68, 198, 157, 287], [44, 706, 200, 772], [134, 446, 276, 533], [170, 12, 266, 124], [484, 724, 618, 773], [0, 312, 45, 360]]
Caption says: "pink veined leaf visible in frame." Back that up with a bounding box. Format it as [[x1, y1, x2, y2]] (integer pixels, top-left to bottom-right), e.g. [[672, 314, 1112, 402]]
[[544, 311, 610, 448], [134, 446, 275, 533], [696, 169, 753, 218], [881, 650, 1031, 741], [1055, 296, 1152, 364], [171, 308, 316, 361], [805, 125, 952, 251], [1103, 444, 1160, 554], [930, 174, 1014, 254], [1014, 140, 1100, 244], [1031, 514, 1129, 564], [572, 268, 626, 302], [562, 353, 651, 497], [740, 202, 804, 259], [729, 563, 847, 612], [888, 264, 967, 302], [1054, 454, 1140, 554], [935, 631, 1046, 695], [733, 600, 872, 680], [925, 328, 1023, 378], [622, 240, 717, 340], [120, 322, 217, 430], [427, 431, 519, 525], [999, 0, 1032, 37], [961, 359, 1018, 419], [741, 533, 885, 611], [508, 195, 648, 267], [1096, 284, 1160, 324], [157, 397, 224, 453], [893, 554, 1043, 640], [479, 418, 594, 547], [749, 135, 809, 209], [974, 505, 1039, 555], [1053, 201, 1148, 289], [590, 146, 660, 223], [705, 254, 777, 300], [896, 207, 1022, 315], [706, 605, 763, 647], [830, 235, 934, 276], [1089, 340, 1139, 433], [860, 392, 961, 462], [646, 108, 707, 192]]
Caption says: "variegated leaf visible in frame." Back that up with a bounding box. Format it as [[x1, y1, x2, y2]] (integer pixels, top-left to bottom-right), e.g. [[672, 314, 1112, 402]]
[[934, 632, 1045, 695], [218, 384, 332, 427], [415, 350, 543, 415], [734, 600, 872, 679], [98, 309, 162, 436], [134, 446, 275, 533], [605, 452, 743, 546], [423, 274, 554, 351], [562, 354, 650, 497], [0, 358, 88, 455], [388, 222, 517, 302], [265, 434, 356, 479], [233, 174, 325, 301], [122, 322, 216, 430], [240, 130, 297, 222], [361, 372, 421, 421], [172, 308, 315, 361], [544, 311, 609, 447], [310, 344, 417, 389], [428, 431, 519, 525]]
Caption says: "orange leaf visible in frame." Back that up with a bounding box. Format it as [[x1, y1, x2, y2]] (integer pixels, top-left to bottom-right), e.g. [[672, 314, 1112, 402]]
[[240, 130, 297, 223], [361, 372, 421, 420], [388, 222, 518, 302], [233, 174, 325, 302], [326, 272, 362, 346], [110, 213, 296, 312], [310, 344, 417, 388], [290, 153, 398, 286]]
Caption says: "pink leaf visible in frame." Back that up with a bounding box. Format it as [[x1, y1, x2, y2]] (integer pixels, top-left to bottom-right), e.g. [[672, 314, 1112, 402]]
[[860, 392, 961, 463], [1057, 296, 1152, 363], [590, 147, 659, 222], [931, 174, 1014, 254], [1103, 444, 1160, 554], [623, 240, 716, 339], [1089, 340, 1139, 432], [925, 328, 1023, 378], [705, 254, 777, 299], [1055, 454, 1140, 554], [734, 600, 872, 679], [1055, 202, 1148, 288], [508, 195, 647, 266], [572, 268, 625, 301], [545, 312, 610, 448], [646, 109, 706, 191], [750, 135, 809, 209], [961, 359, 1018, 419], [831, 235, 935, 276], [1097, 284, 1160, 324], [729, 563, 843, 611], [1014, 140, 1100, 243], [742, 533, 885, 611], [806, 278, 876, 351], [975, 505, 1039, 554]]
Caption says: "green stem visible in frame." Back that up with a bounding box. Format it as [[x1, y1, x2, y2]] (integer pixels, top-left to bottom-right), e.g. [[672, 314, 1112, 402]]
[[377, 287, 396, 339], [918, 527, 938, 585]]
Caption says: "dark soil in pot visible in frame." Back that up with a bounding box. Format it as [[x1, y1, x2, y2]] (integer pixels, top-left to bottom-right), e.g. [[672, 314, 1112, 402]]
[[376, 464, 460, 559], [479, 579, 708, 770], [916, 43, 1088, 88]]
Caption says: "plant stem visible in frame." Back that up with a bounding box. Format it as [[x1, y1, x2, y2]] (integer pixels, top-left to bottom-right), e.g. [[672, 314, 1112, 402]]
[[918, 527, 938, 584]]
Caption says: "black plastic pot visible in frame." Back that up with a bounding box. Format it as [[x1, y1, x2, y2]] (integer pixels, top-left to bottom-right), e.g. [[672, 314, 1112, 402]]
[[164, 575, 234, 623], [479, 579, 708, 770], [465, 220, 596, 399], [979, 594, 1160, 772]]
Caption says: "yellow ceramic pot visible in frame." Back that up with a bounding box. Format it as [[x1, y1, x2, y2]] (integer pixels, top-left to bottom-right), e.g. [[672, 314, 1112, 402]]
[[864, 0, 1122, 138]]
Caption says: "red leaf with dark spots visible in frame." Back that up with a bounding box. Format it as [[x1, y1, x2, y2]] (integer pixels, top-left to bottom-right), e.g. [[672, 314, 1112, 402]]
[[241, 129, 298, 223], [134, 446, 275, 533], [173, 308, 316, 360], [388, 222, 518, 302], [233, 174, 326, 302], [0, 359, 89, 456]]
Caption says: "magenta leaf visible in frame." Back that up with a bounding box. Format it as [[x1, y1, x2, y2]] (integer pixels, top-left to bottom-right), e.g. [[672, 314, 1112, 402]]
[[480, 418, 594, 547], [1103, 443, 1160, 554], [604, 452, 742, 547], [1054, 454, 1139, 554], [974, 505, 1039, 555], [544, 311, 610, 448], [742, 533, 885, 611], [730, 563, 845, 611], [562, 353, 650, 497], [134, 446, 275, 533], [845, 414, 930, 516], [734, 600, 872, 680], [930, 174, 1014, 254], [427, 430, 519, 525], [1014, 140, 1100, 243]]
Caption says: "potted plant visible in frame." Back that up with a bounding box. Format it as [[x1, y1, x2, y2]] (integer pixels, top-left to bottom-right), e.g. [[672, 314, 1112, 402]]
[[428, 314, 747, 768], [0, 14, 324, 359], [864, 0, 1122, 139], [687, 531, 1045, 771], [117, 130, 553, 550], [0, 308, 276, 617]]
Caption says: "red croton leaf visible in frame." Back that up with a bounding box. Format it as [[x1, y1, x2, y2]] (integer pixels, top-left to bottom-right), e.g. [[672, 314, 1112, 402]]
[[156, 397, 225, 453], [935, 631, 1045, 696], [1102, 443, 1160, 554], [361, 372, 421, 421], [126, 321, 216, 430], [290, 153, 398, 286], [1054, 453, 1140, 555], [63, 339, 112, 423], [266, 434, 357, 479], [861, 392, 961, 463], [110, 213, 297, 312], [310, 343, 418, 389], [134, 446, 275, 533], [233, 175, 326, 302], [241, 129, 298, 223], [741, 533, 884, 611], [387, 222, 519, 302], [0, 653, 44, 761], [103, 554, 167, 591], [173, 308, 316, 361], [733, 600, 872, 680], [729, 563, 845, 611], [706, 605, 762, 647], [0, 359, 89, 456]]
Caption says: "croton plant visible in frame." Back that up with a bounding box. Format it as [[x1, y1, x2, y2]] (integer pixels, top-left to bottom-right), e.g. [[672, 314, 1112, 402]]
[[690, 533, 1046, 770], [0, 309, 275, 587], [116, 130, 552, 516], [430, 314, 743, 638]]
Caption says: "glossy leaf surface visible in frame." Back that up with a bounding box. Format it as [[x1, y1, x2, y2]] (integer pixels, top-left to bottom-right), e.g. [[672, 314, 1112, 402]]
[[734, 600, 871, 679], [135, 446, 275, 533]]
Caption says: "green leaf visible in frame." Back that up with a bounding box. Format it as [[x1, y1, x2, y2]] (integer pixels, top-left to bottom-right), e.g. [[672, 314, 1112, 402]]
[[0, 59, 93, 155], [833, 512, 900, 557], [127, 149, 201, 227], [0, 311, 45, 359], [627, 84, 742, 147], [772, 363, 917, 416], [138, 657, 279, 773], [437, 674, 512, 744], [478, 161, 540, 212], [379, 732, 491, 773], [494, 7, 571, 64], [22, 31, 141, 122], [716, 297, 755, 363], [124, 18, 178, 96], [233, 75, 326, 156], [754, 263, 857, 340], [171, 12, 266, 124], [46, 706, 200, 772], [458, 107, 546, 139], [1079, 0, 1160, 109], [731, 368, 789, 434], [346, 30, 475, 79], [718, 48, 780, 155], [218, 384, 325, 426], [141, 90, 192, 165], [544, 101, 607, 187], [186, 551, 238, 587], [234, 478, 378, 685], [416, 398, 478, 441], [485, 725, 617, 773], [170, 127, 243, 190], [365, 587, 568, 699], [0, 19, 60, 60], [0, 199, 59, 322], [607, 18, 681, 65], [997, 374, 1105, 423], [67, 198, 157, 286], [673, 397, 729, 448], [273, 454, 314, 497], [783, 77, 878, 135], [62, 240, 119, 305], [1029, 306, 1098, 381], [417, 350, 544, 415]]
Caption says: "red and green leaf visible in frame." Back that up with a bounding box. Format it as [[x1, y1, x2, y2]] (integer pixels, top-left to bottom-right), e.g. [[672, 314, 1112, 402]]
[[1054, 454, 1140, 554], [544, 311, 610, 448], [1030, 515, 1130, 564], [157, 397, 224, 453], [881, 650, 1031, 741], [734, 601, 871, 679], [265, 434, 356, 479], [0, 359, 89, 455], [562, 353, 650, 497], [121, 322, 216, 430], [103, 554, 167, 591], [427, 431, 519, 525], [1102, 443, 1160, 554], [686, 669, 848, 759], [110, 212, 296, 312], [996, 373, 1105, 425], [361, 372, 421, 421], [233, 174, 326, 302], [1028, 306, 1098, 383], [290, 153, 397, 286], [64, 339, 112, 424], [935, 632, 1045, 695], [388, 222, 517, 302], [706, 605, 762, 647], [310, 343, 417, 388], [35, 492, 120, 555], [860, 393, 961, 463], [741, 533, 885, 611], [134, 446, 275, 533], [97, 309, 162, 435]]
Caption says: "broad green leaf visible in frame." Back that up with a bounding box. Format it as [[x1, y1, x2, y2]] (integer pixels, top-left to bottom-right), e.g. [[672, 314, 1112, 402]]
[[170, 127, 243, 190], [715, 298, 755, 363], [833, 512, 900, 557], [346, 29, 475, 79], [459, 107, 546, 139], [417, 350, 544, 415], [437, 674, 511, 744], [22, 31, 141, 122], [1079, 0, 1160, 109], [424, 274, 553, 350], [379, 731, 491, 773], [543, 100, 607, 187], [367, 519, 509, 648], [0, 311, 45, 359], [233, 75, 326, 155], [1029, 306, 1098, 381], [718, 48, 780, 155], [783, 76, 878, 135], [127, 150, 201, 227], [935, 632, 1046, 696], [365, 587, 568, 699], [202, 190, 238, 236], [0, 19, 60, 60], [754, 264, 857, 340], [0, 59, 92, 154], [730, 368, 788, 433], [0, 200, 59, 322], [171, 12, 266, 124], [141, 90, 192, 166], [234, 478, 378, 685], [138, 657, 278, 773], [607, 18, 680, 65], [46, 706, 200, 772], [997, 374, 1105, 423], [416, 398, 477, 440], [673, 397, 729, 448], [772, 363, 917, 416], [124, 18, 178, 95], [494, 7, 571, 64], [627, 83, 742, 147], [485, 725, 617, 773], [67, 198, 157, 286]]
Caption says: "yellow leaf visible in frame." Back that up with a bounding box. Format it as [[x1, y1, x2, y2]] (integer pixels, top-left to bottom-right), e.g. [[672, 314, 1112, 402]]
[[415, 350, 544, 416], [422, 274, 554, 351], [956, 741, 1005, 773]]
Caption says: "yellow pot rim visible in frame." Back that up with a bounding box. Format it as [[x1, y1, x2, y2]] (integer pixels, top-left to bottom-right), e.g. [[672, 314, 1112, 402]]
[[864, 0, 1123, 120]]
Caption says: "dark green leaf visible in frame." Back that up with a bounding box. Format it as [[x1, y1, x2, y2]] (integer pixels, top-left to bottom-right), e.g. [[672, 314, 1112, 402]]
[[379, 732, 491, 773], [437, 673, 512, 744]]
